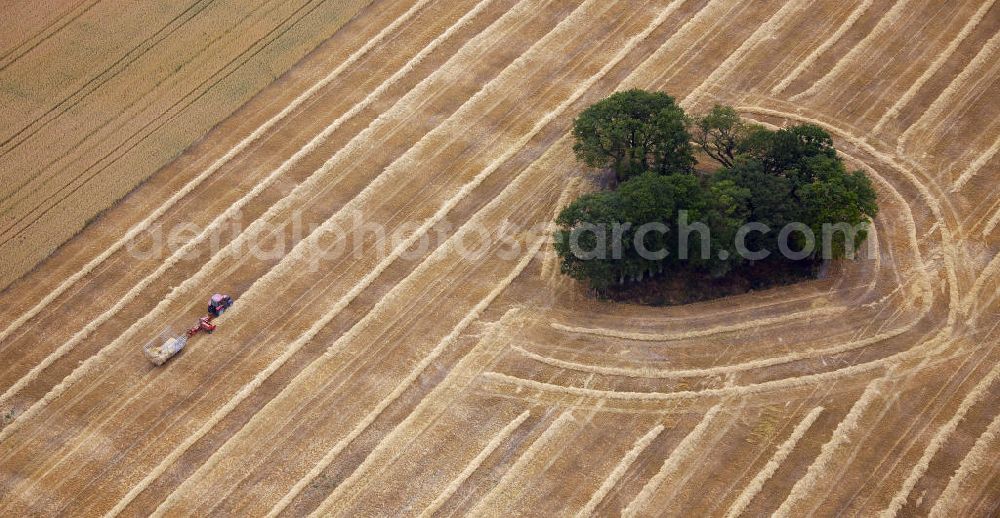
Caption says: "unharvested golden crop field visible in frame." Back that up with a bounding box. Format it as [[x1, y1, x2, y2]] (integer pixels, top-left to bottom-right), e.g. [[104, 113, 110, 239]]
[[0, 0, 375, 288], [0, 0, 997, 516]]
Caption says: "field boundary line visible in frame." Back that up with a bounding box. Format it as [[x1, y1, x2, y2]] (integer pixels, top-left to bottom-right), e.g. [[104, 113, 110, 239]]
[[723, 406, 824, 518], [417, 411, 531, 518], [467, 411, 577, 515], [0, 0, 435, 345], [770, 0, 875, 95], [879, 363, 1000, 517], [790, 0, 916, 101], [576, 424, 665, 518], [929, 410, 1000, 517], [622, 404, 723, 517], [872, 0, 997, 134]]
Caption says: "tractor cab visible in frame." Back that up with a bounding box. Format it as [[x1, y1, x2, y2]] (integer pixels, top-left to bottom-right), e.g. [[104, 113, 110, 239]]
[[208, 293, 233, 318]]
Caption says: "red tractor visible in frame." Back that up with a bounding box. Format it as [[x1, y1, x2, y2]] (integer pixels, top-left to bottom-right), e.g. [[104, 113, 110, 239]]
[[144, 293, 234, 366]]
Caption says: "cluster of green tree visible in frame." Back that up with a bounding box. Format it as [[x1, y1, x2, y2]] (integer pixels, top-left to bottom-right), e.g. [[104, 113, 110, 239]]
[[555, 90, 878, 293]]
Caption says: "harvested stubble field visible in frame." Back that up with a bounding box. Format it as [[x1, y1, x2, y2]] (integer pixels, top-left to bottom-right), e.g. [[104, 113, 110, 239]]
[[0, 0, 997, 516]]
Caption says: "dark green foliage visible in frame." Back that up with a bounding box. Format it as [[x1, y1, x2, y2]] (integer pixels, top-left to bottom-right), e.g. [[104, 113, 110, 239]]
[[554, 191, 627, 290], [555, 172, 750, 289], [690, 104, 752, 168], [714, 159, 794, 255], [571, 89, 694, 183], [558, 94, 879, 295], [704, 177, 751, 275], [618, 172, 705, 272], [738, 123, 837, 176], [797, 160, 878, 259]]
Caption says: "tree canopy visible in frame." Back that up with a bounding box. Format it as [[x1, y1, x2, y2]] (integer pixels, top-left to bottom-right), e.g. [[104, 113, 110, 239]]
[[571, 89, 694, 183], [690, 104, 749, 168], [556, 95, 879, 295]]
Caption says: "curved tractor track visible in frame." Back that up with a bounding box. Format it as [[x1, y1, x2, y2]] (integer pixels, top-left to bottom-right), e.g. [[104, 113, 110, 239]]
[[0, 0, 997, 516]]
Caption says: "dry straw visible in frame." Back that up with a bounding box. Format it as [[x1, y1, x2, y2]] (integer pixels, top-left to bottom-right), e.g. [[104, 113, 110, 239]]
[[468, 411, 577, 516], [898, 30, 1000, 153], [928, 411, 1000, 517], [724, 406, 824, 518], [681, 0, 811, 109], [981, 205, 1000, 238], [484, 324, 963, 405], [623, 404, 723, 517], [791, 0, 918, 102], [743, 116, 935, 305], [550, 306, 847, 342], [837, 158, 935, 301], [148, 17, 581, 490], [300, 245, 544, 517], [417, 411, 530, 518], [625, 0, 731, 92], [962, 252, 1000, 318], [770, 0, 875, 95], [873, 0, 998, 134], [951, 135, 1000, 192], [174, 0, 678, 498], [738, 107, 959, 329], [772, 378, 888, 518], [25, 13, 577, 508], [229, 0, 605, 328], [879, 363, 1000, 517], [105, 104, 539, 509], [577, 424, 665, 518], [540, 174, 584, 280], [300, 314, 519, 516], [0, 0, 457, 425], [515, 323, 914, 379]]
